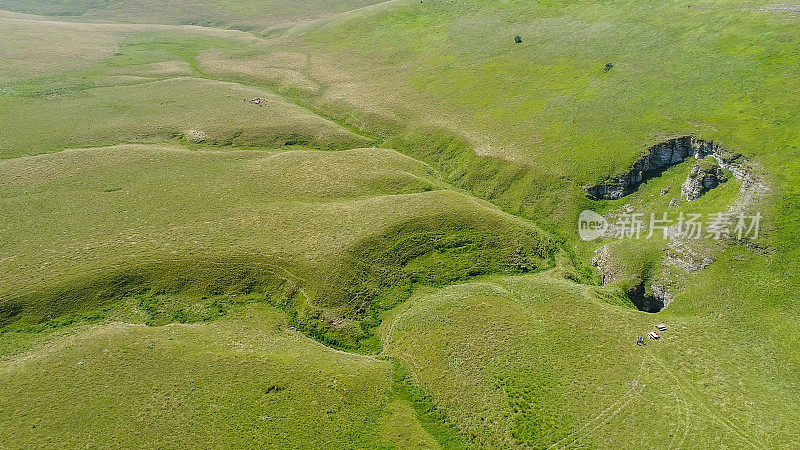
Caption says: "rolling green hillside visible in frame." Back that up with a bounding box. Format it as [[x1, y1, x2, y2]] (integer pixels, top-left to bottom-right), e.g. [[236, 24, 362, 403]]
[[0, 144, 555, 350], [0, 0, 387, 33], [287, 0, 800, 230], [0, 0, 798, 448], [0, 303, 437, 447]]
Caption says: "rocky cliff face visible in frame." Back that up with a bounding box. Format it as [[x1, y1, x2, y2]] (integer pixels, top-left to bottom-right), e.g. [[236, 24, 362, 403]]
[[591, 244, 670, 312], [586, 136, 767, 313], [681, 158, 728, 201], [584, 136, 737, 200]]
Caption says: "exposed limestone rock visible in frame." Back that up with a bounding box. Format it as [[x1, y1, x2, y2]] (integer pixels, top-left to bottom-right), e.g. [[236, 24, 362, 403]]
[[681, 158, 727, 201], [183, 129, 209, 142], [650, 281, 673, 310], [592, 245, 619, 284], [592, 245, 666, 312], [584, 136, 743, 200], [587, 136, 769, 313], [628, 279, 667, 313], [756, 5, 800, 13], [664, 239, 715, 273]]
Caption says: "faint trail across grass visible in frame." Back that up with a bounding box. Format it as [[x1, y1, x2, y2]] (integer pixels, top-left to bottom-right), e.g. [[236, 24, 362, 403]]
[[547, 357, 648, 449]]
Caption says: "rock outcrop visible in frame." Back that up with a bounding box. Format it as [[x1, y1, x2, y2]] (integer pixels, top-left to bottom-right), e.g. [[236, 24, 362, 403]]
[[591, 245, 619, 285], [592, 244, 669, 312], [681, 158, 727, 201], [586, 136, 769, 313], [584, 136, 740, 200]]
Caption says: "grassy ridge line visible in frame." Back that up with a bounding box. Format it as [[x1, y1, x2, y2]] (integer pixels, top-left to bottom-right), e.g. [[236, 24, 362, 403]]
[[182, 32, 596, 244], [1, 16, 578, 242], [0, 25, 378, 158], [187, 31, 609, 283], [260, 96, 596, 277], [0, 21, 570, 350], [0, 15, 547, 443], [189, 53, 382, 144], [0, 256, 302, 328], [0, 76, 372, 159], [0, 303, 424, 447], [0, 10, 697, 346], [0, 144, 558, 353], [305, 210, 556, 351], [273, 0, 799, 261], [0, 210, 556, 352], [195, 49, 589, 244], [87, 22, 577, 237]]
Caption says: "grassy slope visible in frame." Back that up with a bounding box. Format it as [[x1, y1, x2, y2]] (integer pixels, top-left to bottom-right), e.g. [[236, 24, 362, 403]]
[[0, 27, 372, 159], [382, 270, 799, 448], [282, 0, 800, 446], [0, 0, 798, 448], [0, 302, 438, 447], [299, 0, 800, 171], [0, 0, 387, 33], [0, 76, 371, 159], [278, 0, 798, 231], [0, 144, 554, 349], [0, 14, 121, 84]]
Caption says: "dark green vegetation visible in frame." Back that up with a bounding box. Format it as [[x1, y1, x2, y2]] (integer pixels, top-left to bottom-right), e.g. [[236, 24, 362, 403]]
[[1, 0, 799, 448]]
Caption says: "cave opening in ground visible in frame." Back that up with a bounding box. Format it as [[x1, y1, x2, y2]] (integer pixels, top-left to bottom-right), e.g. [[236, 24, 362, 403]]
[[628, 283, 666, 313]]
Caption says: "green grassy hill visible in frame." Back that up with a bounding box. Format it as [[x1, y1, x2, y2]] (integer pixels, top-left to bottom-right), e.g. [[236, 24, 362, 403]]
[[0, 303, 437, 447], [0, 0, 798, 447], [0, 0, 387, 33], [382, 269, 799, 447], [0, 143, 555, 350]]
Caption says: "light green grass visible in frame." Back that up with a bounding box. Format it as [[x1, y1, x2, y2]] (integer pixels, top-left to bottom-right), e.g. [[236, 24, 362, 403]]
[[270, 0, 798, 235], [381, 270, 799, 447], [0, 0, 387, 33], [0, 0, 798, 447], [0, 302, 441, 448], [0, 14, 119, 84], [0, 144, 555, 350], [300, 0, 800, 172], [0, 76, 369, 158]]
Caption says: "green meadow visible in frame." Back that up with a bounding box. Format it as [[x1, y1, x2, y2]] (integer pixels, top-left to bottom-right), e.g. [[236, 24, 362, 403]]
[[1, 0, 798, 447]]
